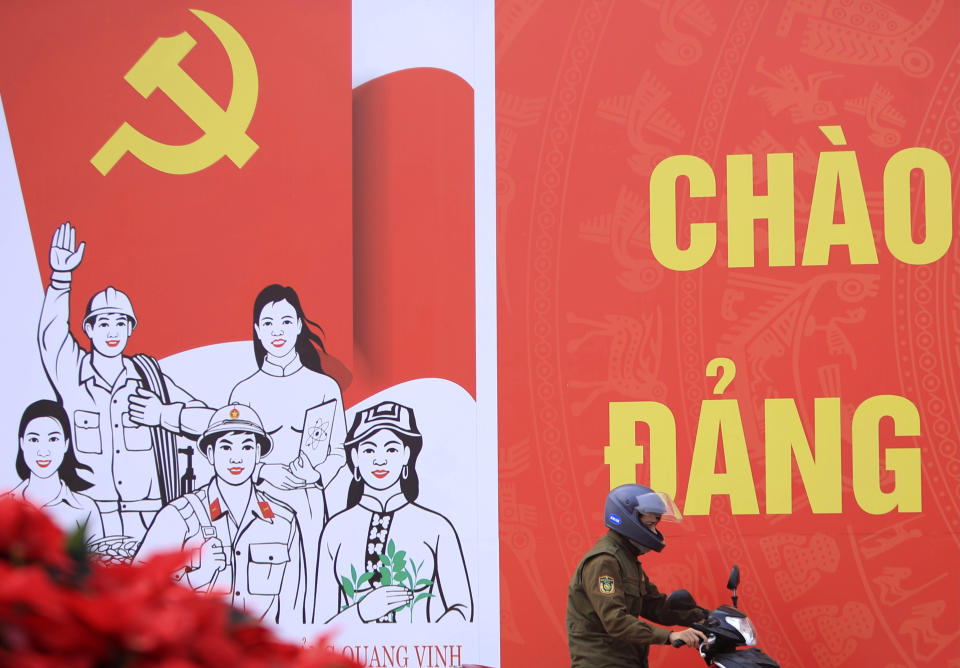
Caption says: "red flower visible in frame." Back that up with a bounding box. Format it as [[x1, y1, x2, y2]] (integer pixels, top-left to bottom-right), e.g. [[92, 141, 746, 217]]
[[0, 496, 364, 668], [0, 496, 71, 570]]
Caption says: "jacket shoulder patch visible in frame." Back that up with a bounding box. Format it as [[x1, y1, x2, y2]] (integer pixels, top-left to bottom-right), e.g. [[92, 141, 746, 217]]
[[598, 575, 616, 595], [258, 500, 275, 518]]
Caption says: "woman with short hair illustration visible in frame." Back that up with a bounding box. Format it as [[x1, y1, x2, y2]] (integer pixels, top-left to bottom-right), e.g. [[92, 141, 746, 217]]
[[9, 399, 104, 542], [229, 284, 349, 612], [316, 401, 473, 624]]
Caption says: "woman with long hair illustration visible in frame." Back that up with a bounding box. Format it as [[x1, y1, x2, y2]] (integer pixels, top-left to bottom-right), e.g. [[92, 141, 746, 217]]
[[8, 399, 104, 541], [316, 400, 473, 624], [229, 284, 349, 610]]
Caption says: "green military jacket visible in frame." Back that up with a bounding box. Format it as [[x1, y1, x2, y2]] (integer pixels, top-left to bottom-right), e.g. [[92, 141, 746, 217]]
[[566, 530, 708, 668]]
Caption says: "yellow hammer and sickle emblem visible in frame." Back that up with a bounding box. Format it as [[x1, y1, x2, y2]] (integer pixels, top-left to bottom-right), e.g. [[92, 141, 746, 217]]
[[91, 9, 258, 176]]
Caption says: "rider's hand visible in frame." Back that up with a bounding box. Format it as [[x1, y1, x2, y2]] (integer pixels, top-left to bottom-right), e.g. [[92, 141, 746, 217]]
[[49, 221, 85, 274], [669, 628, 707, 648]]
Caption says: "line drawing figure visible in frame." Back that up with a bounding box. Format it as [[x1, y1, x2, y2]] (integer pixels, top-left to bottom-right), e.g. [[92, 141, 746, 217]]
[[317, 400, 473, 624], [6, 399, 104, 542], [228, 284, 349, 613], [38, 222, 207, 540], [135, 403, 306, 624]]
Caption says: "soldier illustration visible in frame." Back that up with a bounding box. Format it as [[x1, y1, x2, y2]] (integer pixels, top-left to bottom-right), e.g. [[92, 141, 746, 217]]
[[38, 221, 208, 539], [317, 401, 473, 624], [135, 403, 306, 624]]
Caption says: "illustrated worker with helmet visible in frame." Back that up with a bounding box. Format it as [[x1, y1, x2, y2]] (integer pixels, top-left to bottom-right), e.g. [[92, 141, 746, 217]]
[[39, 221, 208, 539], [567, 484, 709, 667], [135, 403, 305, 624]]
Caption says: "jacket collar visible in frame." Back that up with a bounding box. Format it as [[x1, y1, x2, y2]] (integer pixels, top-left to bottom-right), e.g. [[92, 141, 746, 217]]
[[11, 478, 84, 510], [358, 491, 408, 514], [206, 478, 273, 525], [79, 354, 137, 390], [261, 355, 303, 377], [607, 529, 644, 559]]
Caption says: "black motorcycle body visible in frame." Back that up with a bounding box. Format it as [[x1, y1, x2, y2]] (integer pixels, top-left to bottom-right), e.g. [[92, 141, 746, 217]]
[[691, 604, 779, 668], [667, 565, 780, 668]]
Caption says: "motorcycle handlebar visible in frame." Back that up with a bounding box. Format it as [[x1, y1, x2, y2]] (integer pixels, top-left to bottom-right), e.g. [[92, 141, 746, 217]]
[[673, 632, 713, 650]]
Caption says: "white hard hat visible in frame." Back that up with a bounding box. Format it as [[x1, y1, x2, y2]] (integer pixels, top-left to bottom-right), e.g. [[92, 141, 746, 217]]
[[83, 286, 137, 329], [199, 403, 272, 456]]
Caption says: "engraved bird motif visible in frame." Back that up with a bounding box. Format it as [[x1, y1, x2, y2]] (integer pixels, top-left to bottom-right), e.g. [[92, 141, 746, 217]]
[[598, 70, 684, 177], [843, 82, 907, 147], [748, 57, 841, 123]]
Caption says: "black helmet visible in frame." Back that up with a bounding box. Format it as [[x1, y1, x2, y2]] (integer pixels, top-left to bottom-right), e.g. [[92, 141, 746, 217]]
[[604, 484, 681, 552]]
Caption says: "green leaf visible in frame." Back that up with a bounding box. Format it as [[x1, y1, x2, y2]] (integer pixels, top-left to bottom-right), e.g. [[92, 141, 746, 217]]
[[392, 557, 407, 574], [415, 578, 433, 588], [379, 553, 391, 566], [387, 539, 396, 558], [394, 550, 406, 564], [414, 592, 435, 603], [351, 564, 357, 581], [379, 566, 393, 586], [65, 525, 92, 584], [341, 575, 354, 599], [357, 571, 374, 587], [394, 571, 410, 584]]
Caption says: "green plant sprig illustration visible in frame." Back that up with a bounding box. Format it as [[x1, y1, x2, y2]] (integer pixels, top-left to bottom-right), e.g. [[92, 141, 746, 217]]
[[340, 563, 375, 611], [340, 539, 435, 621]]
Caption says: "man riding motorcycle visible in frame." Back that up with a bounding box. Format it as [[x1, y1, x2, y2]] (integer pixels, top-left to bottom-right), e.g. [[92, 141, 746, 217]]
[[566, 484, 708, 667]]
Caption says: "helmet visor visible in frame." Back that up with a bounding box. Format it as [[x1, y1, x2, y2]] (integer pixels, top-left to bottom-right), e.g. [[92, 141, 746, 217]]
[[634, 491, 682, 522]]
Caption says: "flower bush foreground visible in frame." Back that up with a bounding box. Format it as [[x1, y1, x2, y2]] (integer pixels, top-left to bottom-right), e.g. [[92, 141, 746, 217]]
[[0, 496, 361, 668]]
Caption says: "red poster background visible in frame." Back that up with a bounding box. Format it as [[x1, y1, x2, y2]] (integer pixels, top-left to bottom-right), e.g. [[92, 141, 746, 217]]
[[497, 2, 959, 667], [352, 67, 476, 401], [0, 0, 353, 368], [0, 4, 477, 405]]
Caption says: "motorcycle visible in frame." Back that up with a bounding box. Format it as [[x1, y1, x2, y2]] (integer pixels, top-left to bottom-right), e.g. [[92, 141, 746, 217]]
[[667, 565, 780, 668]]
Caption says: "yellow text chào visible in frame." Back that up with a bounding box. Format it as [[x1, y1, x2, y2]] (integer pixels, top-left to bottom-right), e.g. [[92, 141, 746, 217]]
[[649, 126, 953, 270]]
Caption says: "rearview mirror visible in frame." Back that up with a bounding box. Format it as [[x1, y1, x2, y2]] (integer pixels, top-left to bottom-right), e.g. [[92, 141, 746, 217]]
[[727, 565, 740, 591], [666, 588, 697, 611]]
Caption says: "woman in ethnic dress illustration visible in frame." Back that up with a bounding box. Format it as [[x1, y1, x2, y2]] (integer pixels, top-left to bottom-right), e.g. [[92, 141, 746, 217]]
[[8, 399, 104, 542], [316, 400, 473, 624], [229, 284, 349, 610]]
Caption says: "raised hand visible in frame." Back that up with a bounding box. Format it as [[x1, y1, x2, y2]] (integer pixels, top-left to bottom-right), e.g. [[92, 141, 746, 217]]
[[49, 221, 85, 273]]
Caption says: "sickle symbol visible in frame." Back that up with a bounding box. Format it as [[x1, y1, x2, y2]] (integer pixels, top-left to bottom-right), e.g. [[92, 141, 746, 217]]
[[91, 9, 259, 176]]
